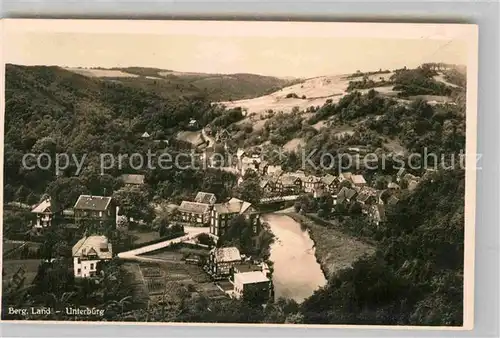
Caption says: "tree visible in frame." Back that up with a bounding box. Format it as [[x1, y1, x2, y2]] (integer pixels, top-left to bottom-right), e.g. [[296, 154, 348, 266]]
[[47, 177, 89, 211], [234, 169, 262, 204], [113, 186, 155, 225]]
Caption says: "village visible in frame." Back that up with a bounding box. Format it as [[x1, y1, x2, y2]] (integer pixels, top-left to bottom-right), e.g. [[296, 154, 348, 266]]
[[3, 125, 435, 311]]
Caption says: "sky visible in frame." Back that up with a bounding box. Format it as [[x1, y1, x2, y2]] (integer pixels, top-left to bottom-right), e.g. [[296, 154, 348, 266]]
[[3, 20, 474, 78]]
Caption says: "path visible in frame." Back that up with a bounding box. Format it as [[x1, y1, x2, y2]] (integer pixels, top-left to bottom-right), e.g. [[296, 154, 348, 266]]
[[117, 227, 213, 261]]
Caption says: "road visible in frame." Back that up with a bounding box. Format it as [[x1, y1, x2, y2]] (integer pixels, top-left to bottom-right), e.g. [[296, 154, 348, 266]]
[[117, 227, 214, 261]]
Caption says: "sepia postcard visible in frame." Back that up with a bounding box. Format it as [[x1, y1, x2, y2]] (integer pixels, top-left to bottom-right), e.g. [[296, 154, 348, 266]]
[[0, 19, 477, 329]]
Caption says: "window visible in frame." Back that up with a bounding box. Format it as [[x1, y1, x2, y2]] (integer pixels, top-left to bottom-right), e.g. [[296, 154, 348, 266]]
[[77, 268, 81, 275], [77, 258, 81, 264], [90, 263, 94, 270]]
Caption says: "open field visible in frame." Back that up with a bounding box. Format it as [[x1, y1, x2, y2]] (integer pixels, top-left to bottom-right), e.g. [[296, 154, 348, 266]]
[[283, 138, 305, 152], [219, 75, 351, 116], [123, 257, 225, 306], [66, 67, 139, 78], [286, 213, 375, 278], [176, 131, 204, 146]]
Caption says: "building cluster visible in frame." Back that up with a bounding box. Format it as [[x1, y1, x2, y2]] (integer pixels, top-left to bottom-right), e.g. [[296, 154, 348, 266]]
[[30, 174, 146, 279], [206, 246, 272, 302], [178, 192, 261, 238]]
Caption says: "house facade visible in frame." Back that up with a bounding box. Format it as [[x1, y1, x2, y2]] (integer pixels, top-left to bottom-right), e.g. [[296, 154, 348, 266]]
[[210, 198, 260, 237], [207, 246, 242, 278], [178, 201, 211, 225], [304, 176, 324, 194], [321, 174, 339, 193], [74, 195, 116, 224], [120, 174, 145, 187], [31, 198, 56, 228], [233, 271, 272, 303], [72, 235, 112, 278]]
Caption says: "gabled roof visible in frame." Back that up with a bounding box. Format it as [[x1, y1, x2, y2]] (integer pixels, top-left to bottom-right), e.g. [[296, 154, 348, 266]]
[[321, 174, 337, 186], [338, 187, 357, 200], [340, 172, 353, 180], [72, 235, 112, 259], [213, 198, 255, 215], [280, 175, 302, 186], [351, 175, 366, 185], [211, 247, 241, 263], [120, 174, 145, 185], [141, 132, 151, 138], [74, 195, 112, 211], [194, 192, 216, 204], [178, 201, 210, 214], [32, 199, 52, 213]]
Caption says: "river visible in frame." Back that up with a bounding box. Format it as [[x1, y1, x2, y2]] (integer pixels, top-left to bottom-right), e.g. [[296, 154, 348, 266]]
[[263, 213, 327, 303]]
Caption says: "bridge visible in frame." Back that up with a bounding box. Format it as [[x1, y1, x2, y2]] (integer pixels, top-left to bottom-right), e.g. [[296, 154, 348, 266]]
[[259, 195, 300, 204], [117, 227, 216, 262]]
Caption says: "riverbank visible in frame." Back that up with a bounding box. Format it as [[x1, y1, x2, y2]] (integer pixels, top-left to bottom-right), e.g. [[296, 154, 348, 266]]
[[286, 213, 375, 279]]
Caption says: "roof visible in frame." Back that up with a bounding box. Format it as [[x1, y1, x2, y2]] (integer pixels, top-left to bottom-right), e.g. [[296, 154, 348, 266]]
[[351, 175, 366, 185], [338, 187, 357, 200], [322, 174, 337, 186], [141, 132, 151, 138], [74, 195, 112, 211], [388, 182, 400, 189], [213, 198, 254, 215], [356, 188, 376, 203], [31, 199, 52, 213], [340, 172, 353, 180], [178, 201, 210, 214], [387, 195, 400, 205], [280, 175, 301, 187], [234, 271, 269, 285], [233, 263, 262, 273], [267, 166, 283, 176], [72, 235, 112, 259], [120, 174, 145, 185], [194, 192, 216, 204], [307, 176, 322, 183], [211, 247, 241, 263], [259, 179, 270, 188], [236, 148, 246, 158]]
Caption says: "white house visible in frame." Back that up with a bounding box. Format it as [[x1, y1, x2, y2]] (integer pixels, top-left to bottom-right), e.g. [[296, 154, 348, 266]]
[[233, 270, 272, 302], [72, 236, 113, 278], [31, 198, 55, 228]]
